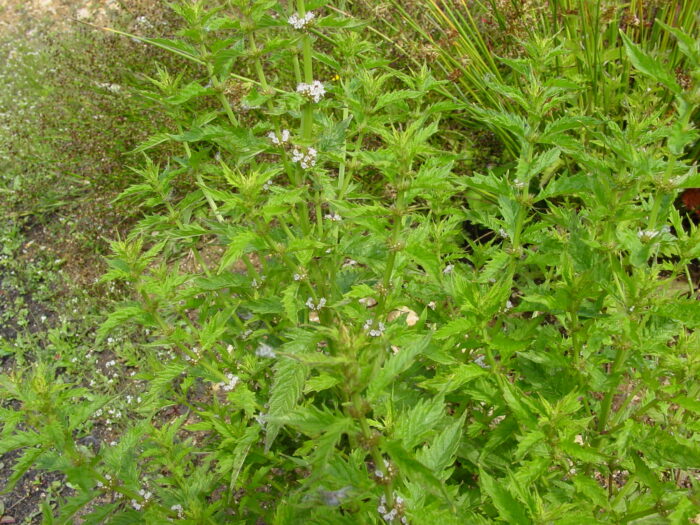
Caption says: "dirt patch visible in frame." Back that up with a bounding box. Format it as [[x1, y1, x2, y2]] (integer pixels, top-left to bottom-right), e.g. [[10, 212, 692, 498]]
[[0, 448, 69, 524], [0, 0, 117, 28]]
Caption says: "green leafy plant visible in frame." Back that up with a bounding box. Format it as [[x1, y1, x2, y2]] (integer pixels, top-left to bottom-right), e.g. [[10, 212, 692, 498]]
[[379, 0, 699, 157], [1, 1, 699, 524]]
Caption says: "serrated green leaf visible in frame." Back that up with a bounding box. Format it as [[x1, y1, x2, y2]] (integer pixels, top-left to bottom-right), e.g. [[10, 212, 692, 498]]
[[620, 32, 680, 94], [418, 411, 467, 474], [218, 230, 256, 274], [384, 440, 449, 500], [559, 440, 608, 464], [265, 357, 307, 451], [304, 373, 340, 393], [394, 396, 446, 449], [367, 334, 431, 401], [166, 82, 215, 105], [282, 283, 300, 323], [97, 303, 153, 342], [434, 317, 475, 340], [479, 468, 532, 524], [515, 429, 546, 461], [418, 364, 487, 394], [130, 133, 172, 154], [572, 475, 609, 509], [655, 300, 700, 327], [373, 89, 422, 112]]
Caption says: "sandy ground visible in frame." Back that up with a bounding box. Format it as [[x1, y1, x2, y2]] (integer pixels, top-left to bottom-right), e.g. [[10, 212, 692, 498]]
[[0, 0, 123, 34]]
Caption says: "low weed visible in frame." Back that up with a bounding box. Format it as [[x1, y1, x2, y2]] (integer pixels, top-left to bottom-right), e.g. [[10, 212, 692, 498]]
[[0, 1, 699, 524]]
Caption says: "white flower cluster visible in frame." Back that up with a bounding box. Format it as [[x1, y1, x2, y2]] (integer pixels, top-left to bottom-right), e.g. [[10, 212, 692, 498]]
[[297, 80, 326, 102], [306, 297, 327, 310], [131, 488, 153, 511], [184, 346, 202, 363], [474, 355, 490, 369], [256, 342, 276, 358], [324, 213, 342, 222], [442, 264, 454, 275], [291, 147, 317, 169], [255, 412, 268, 427], [288, 11, 315, 30], [96, 473, 112, 489], [364, 319, 385, 337], [171, 504, 184, 519], [267, 129, 290, 145], [637, 227, 670, 242], [377, 494, 407, 524], [637, 229, 660, 241], [222, 373, 240, 392]]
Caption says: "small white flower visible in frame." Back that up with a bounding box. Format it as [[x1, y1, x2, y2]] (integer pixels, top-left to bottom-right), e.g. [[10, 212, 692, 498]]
[[267, 129, 290, 145], [222, 373, 240, 392], [442, 264, 454, 275], [306, 297, 327, 311], [637, 229, 660, 242], [288, 11, 315, 30], [255, 412, 268, 427], [324, 213, 342, 222], [364, 319, 385, 337], [291, 147, 318, 169], [514, 179, 526, 189], [171, 504, 184, 518], [474, 355, 490, 369], [256, 343, 276, 358], [296, 80, 326, 103], [498, 228, 509, 239]]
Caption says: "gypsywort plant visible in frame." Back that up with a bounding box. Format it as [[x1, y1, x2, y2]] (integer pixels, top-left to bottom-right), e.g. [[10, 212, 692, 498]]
[[1, 1, 699, 523]]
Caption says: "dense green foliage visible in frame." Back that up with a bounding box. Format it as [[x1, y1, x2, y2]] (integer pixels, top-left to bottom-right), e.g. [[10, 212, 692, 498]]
[[1, 1, 699, 523]]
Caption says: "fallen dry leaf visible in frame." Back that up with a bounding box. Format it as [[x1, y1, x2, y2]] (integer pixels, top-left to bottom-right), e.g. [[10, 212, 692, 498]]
[[388, 306, 419, 326]]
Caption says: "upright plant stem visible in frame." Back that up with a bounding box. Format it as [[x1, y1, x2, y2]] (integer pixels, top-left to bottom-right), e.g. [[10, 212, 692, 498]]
[[297, 0, 314, 141]]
